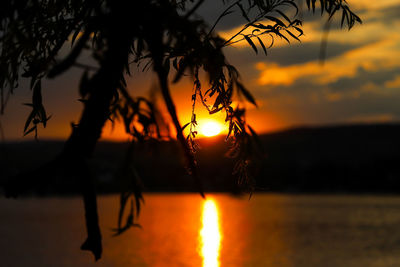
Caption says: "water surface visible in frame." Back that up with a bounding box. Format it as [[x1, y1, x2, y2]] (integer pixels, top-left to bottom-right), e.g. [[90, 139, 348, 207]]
[[1, 194, 400, 266]]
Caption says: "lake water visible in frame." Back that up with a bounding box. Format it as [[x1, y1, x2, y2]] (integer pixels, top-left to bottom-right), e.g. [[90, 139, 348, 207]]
[[1, 194, 400, 267]]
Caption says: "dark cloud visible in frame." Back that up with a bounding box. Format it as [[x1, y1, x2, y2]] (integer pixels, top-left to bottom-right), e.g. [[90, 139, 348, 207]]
[[195, 0, 248, 31], [196, 1, 334, 32], [267, 41, 362, 66], [251, 74, 400, 127], [365, 4, 400, 25], [328, 66, 400, 93], [224, 40, 361, 68], [248, 53, 400, 126]]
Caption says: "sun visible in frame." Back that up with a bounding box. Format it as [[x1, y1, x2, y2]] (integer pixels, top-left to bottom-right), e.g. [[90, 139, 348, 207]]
[[200, 120, 223, 137]]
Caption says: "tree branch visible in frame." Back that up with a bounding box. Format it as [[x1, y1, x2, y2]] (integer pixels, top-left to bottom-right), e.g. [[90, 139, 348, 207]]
[[47, 28, 92, 78]]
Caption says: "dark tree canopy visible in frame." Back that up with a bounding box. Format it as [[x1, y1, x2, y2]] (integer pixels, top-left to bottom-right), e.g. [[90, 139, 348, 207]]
[[0, 0, 360, 260]]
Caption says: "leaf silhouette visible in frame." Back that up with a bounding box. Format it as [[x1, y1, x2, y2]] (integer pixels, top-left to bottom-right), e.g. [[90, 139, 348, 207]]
[[244, 35, 257, 54], [257, 37, 267, 55], [236, 81, 257, 107]]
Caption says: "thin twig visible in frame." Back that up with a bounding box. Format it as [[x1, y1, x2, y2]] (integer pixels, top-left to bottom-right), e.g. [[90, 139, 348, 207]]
[[0, 119, 4, 142], [184, 0, 205, 19], [319, 18, 331, 65], [73, 62, 99, 71], [222, 10, 270, 47], [207, 0, 241, 37]]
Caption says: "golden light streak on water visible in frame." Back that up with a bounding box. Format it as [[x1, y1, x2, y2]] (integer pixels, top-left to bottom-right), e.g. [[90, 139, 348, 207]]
[[200, 199, 222, 267]]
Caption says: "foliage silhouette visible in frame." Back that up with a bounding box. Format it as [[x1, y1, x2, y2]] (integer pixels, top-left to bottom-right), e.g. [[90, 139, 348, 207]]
[[0, 0, 360, 261]]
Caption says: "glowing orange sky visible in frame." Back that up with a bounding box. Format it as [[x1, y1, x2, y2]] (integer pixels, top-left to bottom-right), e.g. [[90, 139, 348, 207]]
[[100, 77, 282, 141], [1, 0, 400, 141]]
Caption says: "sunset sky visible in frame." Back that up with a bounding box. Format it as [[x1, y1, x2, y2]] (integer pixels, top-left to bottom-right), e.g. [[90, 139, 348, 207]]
[[1, 0, 400, 141]]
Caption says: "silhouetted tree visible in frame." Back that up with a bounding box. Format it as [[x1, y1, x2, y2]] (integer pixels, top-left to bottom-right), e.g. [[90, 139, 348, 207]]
[[0, 0, 360, 260]]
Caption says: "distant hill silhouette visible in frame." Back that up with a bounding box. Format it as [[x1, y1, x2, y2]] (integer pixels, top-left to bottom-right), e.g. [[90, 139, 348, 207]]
[[1, 123, 400, 194]]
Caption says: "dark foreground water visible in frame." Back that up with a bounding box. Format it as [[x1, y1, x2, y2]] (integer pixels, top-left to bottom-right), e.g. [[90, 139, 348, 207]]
[[1, 194, 400, 267]]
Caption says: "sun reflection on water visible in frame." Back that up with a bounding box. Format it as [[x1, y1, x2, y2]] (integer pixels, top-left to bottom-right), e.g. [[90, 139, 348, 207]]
[[200, 199, 222, 267]]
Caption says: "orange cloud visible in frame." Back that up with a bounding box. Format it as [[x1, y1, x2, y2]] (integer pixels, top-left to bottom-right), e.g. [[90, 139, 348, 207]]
[[347, 113, 396, 123], [256, 34, 400, 87], [350, 0, 400, 9], [385, 75, 400, 89]]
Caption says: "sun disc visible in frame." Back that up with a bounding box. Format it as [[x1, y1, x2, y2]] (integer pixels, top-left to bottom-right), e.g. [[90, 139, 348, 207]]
[[200, 121, 223, 137]]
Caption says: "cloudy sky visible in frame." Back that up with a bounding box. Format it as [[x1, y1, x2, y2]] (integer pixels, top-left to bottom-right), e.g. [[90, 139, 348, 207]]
[[1, 0, 400, 141]]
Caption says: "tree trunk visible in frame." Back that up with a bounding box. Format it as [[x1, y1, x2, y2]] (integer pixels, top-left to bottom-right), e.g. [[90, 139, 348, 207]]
[[61, 11, 133, 260]]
